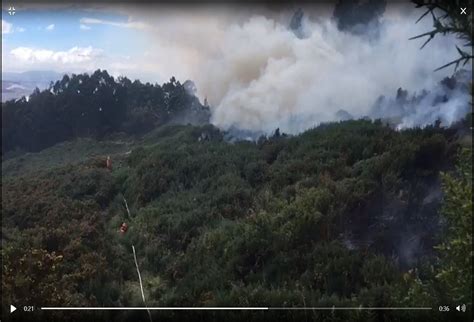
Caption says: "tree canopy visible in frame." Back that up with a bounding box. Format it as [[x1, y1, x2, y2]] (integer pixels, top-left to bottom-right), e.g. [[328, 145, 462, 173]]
[[2, 70, 210, 155]]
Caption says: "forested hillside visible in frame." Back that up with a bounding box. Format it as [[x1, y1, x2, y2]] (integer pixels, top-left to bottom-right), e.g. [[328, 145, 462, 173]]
[[1, 70, 210, 155], [2, 114, 471, 321]]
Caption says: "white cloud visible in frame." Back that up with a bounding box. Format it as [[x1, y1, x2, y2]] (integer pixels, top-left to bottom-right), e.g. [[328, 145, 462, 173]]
[[2, 20, 13, 34], [16, 27, 26, 32], [11, 46, 103, 64], [46, 24, 55, 31], [79, 17, 148, 30], [80, 24, 91, 31]]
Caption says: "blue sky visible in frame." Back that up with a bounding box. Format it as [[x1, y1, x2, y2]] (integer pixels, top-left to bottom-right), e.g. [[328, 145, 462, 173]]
[[9, 10, 144, 52], [1, 4, 236, 84], [2, 6, 153, 80]]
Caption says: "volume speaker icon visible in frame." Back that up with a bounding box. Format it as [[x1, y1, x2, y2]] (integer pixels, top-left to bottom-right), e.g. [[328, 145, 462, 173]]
[[456, 304, 466, 312]]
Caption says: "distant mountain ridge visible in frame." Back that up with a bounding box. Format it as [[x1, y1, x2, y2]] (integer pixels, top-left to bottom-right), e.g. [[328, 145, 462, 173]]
[[2, 70, 65, 102]]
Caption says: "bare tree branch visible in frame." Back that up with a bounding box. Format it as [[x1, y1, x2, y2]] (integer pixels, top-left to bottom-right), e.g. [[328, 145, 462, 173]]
[[411, 0, 473, 72]]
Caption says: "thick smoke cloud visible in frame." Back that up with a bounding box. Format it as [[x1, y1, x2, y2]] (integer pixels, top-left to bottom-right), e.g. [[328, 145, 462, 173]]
[[204, 10, 469, 134], [133, 3, 470, 134]]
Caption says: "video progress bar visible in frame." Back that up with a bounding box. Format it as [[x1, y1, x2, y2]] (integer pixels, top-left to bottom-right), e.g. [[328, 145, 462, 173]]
[[41, 307, 433, 311]]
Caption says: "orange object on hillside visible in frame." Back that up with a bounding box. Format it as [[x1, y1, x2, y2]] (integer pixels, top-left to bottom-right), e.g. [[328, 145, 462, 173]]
[[120, 222, 128, 234], [106, 156, 112, 170]]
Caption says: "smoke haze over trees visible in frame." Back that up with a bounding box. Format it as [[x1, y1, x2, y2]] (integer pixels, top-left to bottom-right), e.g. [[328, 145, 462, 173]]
[[181, 1, 469, 134]]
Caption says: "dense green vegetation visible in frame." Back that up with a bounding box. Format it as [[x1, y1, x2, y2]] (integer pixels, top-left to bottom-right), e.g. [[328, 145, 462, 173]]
[[2, 118, 471, 321], [1, 137, 134, 178], [435, 148, 472, 305]]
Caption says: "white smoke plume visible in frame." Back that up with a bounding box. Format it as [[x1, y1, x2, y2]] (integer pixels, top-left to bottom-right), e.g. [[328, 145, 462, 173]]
[[195, 6, 469, 133], [370, 70, 471, 130], [118, 3, 472, 133]]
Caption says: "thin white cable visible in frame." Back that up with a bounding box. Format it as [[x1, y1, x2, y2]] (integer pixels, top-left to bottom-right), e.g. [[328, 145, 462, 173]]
[[132, 245, 152, 322], [123, 197, 132, 221]]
